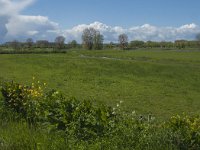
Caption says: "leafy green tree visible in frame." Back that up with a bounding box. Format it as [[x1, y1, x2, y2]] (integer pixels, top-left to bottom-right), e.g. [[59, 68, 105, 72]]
[[70, 40, 78, 48], [93, 31, 104, 50], [175, 40, 186, 49], [129, 40, 145, 49]]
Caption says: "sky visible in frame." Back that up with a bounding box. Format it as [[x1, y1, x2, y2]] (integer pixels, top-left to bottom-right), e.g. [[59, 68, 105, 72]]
[[0, 0, 200, 43]]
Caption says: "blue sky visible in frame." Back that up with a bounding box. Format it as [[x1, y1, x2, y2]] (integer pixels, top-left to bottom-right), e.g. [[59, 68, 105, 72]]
[[23, 0, 200, 28], [0, 0, 200, 42]]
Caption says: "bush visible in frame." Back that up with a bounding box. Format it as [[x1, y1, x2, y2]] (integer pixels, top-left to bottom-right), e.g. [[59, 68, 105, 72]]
[[0, 79, 45, 123], [1, 79, 200, 149], [0, 80, 118, 140], [39, 91, 117, 140], [164, 114, 200, 149]]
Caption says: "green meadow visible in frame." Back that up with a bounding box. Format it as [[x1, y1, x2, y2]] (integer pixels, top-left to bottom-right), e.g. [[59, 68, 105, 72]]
[[1, 49, 200, 120]]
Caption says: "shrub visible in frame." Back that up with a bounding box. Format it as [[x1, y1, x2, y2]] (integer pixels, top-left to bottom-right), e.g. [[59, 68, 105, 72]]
[[0, 79, 46, 123], [39, 90, 117, 140], [0, 80, 118, 140], [164, 114, 200, 149], [1, 79, 200, 149]]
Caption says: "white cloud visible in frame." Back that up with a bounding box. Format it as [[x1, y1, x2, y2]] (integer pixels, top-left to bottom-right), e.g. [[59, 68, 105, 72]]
[[0, 0, 59, 42], [0, 0, 199, 43], [5, 15, 59, 40], [63, 22, 200, 43], [0, 0, 34, 16]]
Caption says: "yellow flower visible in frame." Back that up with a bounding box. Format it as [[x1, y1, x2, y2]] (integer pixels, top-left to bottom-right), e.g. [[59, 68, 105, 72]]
[[32, 76, 35, 80], [44, 83, 46, 86]]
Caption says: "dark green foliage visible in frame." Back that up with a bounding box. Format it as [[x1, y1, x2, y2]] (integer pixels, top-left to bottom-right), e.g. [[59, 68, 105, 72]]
[[129, 40, 145, 48], [1, 81, 117, 140], [1, 81, 44, 124], [1, 80, 200, 149], [40, 91, 116, 140]]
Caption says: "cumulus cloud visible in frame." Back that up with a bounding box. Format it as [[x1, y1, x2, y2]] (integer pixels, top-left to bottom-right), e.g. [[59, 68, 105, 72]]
[[5, 15, 59, 40], [0, 0, 35, 41], [0, 0, 199, 43], [63, 22, 200, 43], [0, 0, 33, 16], [0, 0, 59, 42]]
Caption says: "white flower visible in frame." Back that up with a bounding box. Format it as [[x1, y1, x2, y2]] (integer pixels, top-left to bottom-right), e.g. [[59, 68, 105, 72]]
[[132, 111, 136, 114]]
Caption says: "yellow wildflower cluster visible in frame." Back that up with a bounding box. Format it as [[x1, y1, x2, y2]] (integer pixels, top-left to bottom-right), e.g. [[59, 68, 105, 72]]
[[27, 76, 47, 98], [1, 79, 47, 113], [8, 77, 47, 99], [169, 114, 200, 132]]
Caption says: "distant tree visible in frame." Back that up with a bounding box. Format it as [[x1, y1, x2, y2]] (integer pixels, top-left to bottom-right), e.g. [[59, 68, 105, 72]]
[[145, 41, 157, 48], [118, 34, 128, 50], [82, 27, 96, 50], [55, 36, 65, 49], [129, 40, 145, 49], [11, 40, 20, 51], [36, 40, 49, 48], [70, 40, 78, 49], [82, 28, 104, 50], [196, 33, 200, 48], [93, 31, 104, 50], [26, 38, 34, 49], [175, 40, 186, 49], [108, 42, 115, 49], [164, 42, 174, 49]]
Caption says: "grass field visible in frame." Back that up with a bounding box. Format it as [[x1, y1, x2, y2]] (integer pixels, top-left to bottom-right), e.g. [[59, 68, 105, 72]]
[[0, 49, 200, 120]]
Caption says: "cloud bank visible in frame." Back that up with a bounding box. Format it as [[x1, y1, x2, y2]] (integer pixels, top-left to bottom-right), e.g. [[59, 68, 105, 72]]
[[0, 0, 200, 43], [63, 22, 200, 43]]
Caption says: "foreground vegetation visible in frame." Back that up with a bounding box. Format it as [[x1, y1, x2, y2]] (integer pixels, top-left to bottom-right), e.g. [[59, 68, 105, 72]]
[[0, 49, 200, 120], [0, 49, 199, 149], [1, 80, 200, 149]]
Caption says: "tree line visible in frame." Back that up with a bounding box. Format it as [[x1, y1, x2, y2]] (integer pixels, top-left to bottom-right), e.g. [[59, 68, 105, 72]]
[[1, 28, 200, 51]]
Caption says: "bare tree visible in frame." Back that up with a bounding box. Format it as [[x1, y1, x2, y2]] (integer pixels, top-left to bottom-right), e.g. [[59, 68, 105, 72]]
[[36, 40, 49, 48], [11, 40, 20, 51], [118, 34, 128, 50], [82, 28, 104, 50], [26, 38, 34, 49], [82, 27, 96, 50], [55, 36, 65, 49]]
